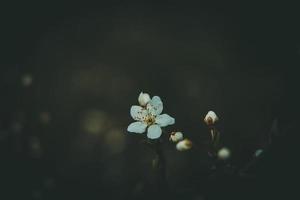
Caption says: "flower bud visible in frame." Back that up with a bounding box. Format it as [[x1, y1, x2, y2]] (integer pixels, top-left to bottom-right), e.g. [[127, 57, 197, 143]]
[[204, 111, 219, 125], [217, 147, 231, 160], [138, 92, 151, 106], [176, 139, 192, 151], [169, 132, 184, 142]]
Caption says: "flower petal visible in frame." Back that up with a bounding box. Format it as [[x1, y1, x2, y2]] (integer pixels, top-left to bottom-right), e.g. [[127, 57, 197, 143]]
[[138, 92, 151, 106], [127, 122, 147, 133], [146, 96, 163, 116], [155, 114, 175, 127], [130, 105, 147, 121], [147, 124, 162, 139]]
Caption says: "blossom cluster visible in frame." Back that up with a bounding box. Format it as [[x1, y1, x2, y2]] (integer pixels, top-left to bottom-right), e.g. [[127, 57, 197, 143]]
[[127, 92, 195, 152]]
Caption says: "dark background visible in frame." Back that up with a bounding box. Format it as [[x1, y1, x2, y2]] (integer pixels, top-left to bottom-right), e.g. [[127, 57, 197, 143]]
[[1, 1, 299, 200]]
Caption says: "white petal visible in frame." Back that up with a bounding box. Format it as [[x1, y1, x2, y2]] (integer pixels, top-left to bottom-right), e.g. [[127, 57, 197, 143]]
[[147, 124, 162, 139], [127, 122, 147, 133], [138, 92, 151, 106], [130, 105, 147, 121], [155, 114, 175, 127], [146, 96, 163, 116]]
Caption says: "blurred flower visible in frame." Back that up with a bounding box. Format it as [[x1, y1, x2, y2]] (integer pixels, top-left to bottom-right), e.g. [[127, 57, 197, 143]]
[[21, 74, 33, 87], [81, 110, 109, 135], [127, 94, 175, 139], [29, 136, 43, 158], [204, 111, 218, 125], [11, 121, 23, 133], [39, 112, 51, 124], [169, 131, 184, 142], [138, 92, 151, 106], [254, 149, 264, 157], [176, 139, 192, 151], [104, 128, 126, 154], [217, 147, 231, 160]]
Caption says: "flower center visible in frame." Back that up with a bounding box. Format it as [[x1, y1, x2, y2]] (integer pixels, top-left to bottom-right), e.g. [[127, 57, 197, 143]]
[[145, 115, 155, 125]]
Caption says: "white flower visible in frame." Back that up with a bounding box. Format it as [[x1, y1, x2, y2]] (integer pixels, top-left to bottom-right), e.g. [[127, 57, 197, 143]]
[[176, 139, 192, 151], [127, 94, 175, 139], [204, 111, 219, 125], [138, 92, 151, 106], [217, 147, 231, 160], [169, 132, 184, 142]]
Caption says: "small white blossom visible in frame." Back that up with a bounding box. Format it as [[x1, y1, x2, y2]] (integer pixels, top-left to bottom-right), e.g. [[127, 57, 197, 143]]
[[218, 147, 231, 160], [127, 93, 175, 139], [138, 92, 151, 106], [254, 149, 263, 157], [176, 139, 192, 151], [169, 132, 184, 142], [204, 111, 219, 125]]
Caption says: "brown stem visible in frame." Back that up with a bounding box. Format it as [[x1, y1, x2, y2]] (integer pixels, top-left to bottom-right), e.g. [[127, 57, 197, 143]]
[[208, 127, 220, 157], [210, 129, 215, 141], [153, 139, 168, 195]]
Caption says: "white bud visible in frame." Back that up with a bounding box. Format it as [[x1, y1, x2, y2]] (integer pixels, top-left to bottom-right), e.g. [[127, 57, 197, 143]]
[[138, 92, 151, 106], [176, 139, 192, 151], [204, 111, 219, 125], [169, 132, 184, 142], [217, 147, 231, 160]]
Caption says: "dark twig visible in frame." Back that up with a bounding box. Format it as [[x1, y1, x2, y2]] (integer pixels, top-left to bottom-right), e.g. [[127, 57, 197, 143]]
[[153, 139, 168, 195]]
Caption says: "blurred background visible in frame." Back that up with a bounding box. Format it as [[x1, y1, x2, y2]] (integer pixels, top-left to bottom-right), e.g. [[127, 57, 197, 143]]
[[1, 1, 299, 200]]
